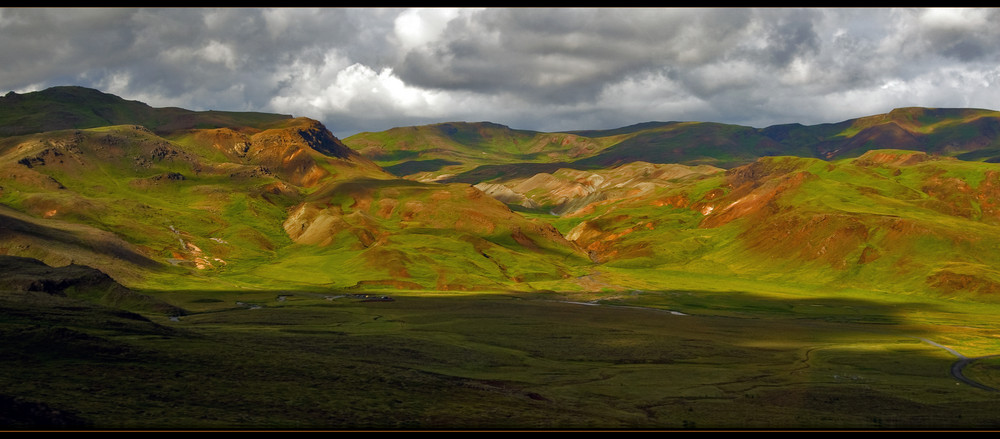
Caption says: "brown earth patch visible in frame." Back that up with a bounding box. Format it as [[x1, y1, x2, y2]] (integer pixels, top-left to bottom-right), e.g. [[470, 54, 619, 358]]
[[362, 247, 411, 278], [247, 127, 338, 187], [453, 210, 497, 235], [700, 171, 812, 229], [255, 181, 297, 199], [739, 213, 871, 269], [651, 195, 689, 208], [349, 193, 372, 212], [400, 200, 424, 221], [464, 185, 484, 200], [376, 199, 398, 219], [431, 190, 452, 201], [919, 173, 977, 218], [858, 245, 881, 264], [852, 150, 933, 168], [927, 270, 1000, 297], [190, 127, 254, 160], [565, 219, 655, 263], [976, 171, 1000, 223], [724, 157, 810, 190], [511, 228, 539, 251]]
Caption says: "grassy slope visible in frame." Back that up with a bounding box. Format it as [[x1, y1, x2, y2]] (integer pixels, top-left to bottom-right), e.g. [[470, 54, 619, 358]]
[[346, 107, 1000, 187], [343, 122, 615, 180], [0, 86, 294, 137], [7, 89, 1000, 429], [546, 151, 1000, 303], [0, 125, 301, 287], [0, 118, 588, 294]]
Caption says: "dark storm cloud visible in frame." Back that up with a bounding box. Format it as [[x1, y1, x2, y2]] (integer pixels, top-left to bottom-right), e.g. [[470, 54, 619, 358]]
[[395, 8, 762, 104], [2, 8, 999, 137], [909, 8, 1000, 63], [755, 8, 822, 66], [0, 8, 139, 87], [0, 8, 402, 112]]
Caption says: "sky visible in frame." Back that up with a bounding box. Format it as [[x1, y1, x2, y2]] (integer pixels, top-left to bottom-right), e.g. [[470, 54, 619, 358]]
[[2, 7, 999, 138]]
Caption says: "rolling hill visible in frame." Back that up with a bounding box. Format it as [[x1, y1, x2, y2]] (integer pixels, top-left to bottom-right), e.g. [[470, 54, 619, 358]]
[[0, 86, 588, 293], [344, 106, 1000, 184], [0, 86, 295, 136], [5, 87, 1000, 299], [538, 150, 1000, 300], [8, 86, 1000, 429], [345, 121, 613, 181]]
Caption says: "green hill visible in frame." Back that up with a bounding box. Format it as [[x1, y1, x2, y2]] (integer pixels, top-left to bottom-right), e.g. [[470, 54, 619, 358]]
[[344, 121, 613, 180], [6, 88, 1000, 298], [0, 86, 295, 137], [350, 107, 1000, 185], [0, 88, 587, 294], [549, 150, 1000, 300], [8, 86, 1000, 429]]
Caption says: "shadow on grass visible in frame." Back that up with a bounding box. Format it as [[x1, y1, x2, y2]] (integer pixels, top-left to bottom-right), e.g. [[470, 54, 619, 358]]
[[4, 286, 999, 429], [383, 159, 461, 176]]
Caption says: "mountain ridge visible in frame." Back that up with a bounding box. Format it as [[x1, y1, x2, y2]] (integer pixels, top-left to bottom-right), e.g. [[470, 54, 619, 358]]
[[345, 106, 1000, 182], [7, 86, 1000, 429], [0, 86, 588, 292], [0, 86, 296, 137], [5, 85, 1000, 300]]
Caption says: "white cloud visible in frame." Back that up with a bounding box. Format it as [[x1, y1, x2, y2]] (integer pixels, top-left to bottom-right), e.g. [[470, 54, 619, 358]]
[[269, 53, 452, 123], [392, 8, 462, 53], [196, 40, 239, 70], [918, 8, 988, 29]]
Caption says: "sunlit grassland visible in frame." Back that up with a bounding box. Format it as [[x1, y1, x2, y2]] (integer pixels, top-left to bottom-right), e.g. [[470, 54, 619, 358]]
[[343, 123, 620, 181], [833, 108, 1000, 140], [7, 221, 1000, 430], [8, 119, 1000, 427]]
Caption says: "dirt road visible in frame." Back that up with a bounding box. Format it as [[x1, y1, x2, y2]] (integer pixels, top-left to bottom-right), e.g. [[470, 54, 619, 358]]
[[918, 337, 998, 392]]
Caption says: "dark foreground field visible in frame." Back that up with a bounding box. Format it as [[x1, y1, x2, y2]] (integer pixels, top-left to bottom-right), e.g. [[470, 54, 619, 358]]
[[4, 282, 1000, 430]]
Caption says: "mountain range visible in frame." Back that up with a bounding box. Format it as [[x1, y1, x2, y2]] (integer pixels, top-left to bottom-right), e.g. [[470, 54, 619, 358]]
[[7, 86, 1000, 428], [4, 86, 1000, 300]]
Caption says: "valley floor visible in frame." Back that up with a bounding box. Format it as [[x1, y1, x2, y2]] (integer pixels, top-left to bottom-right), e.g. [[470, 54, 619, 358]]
[[4, 277, 1000, 430]]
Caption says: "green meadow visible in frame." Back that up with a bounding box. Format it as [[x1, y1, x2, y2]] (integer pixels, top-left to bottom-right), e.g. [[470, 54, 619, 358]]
[[5, 275, 1000, 429]]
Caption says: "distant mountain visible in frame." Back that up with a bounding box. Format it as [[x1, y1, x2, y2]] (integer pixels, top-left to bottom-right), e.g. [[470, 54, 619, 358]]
[[0, 86, 295, 136], [761, 107, 1000, 161], [346, 109, 1000, 298], [343, 121, 612, 180], [5, 86, 1000, 300], [560, 121, 680, 138], [346, 107, 1000, 183]]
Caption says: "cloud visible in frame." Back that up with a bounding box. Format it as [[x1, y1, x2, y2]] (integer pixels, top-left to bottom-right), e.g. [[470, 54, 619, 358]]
[[2, 7, 999, 137], [392, 8, 464, 54], [269, 57, 446, 118]]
